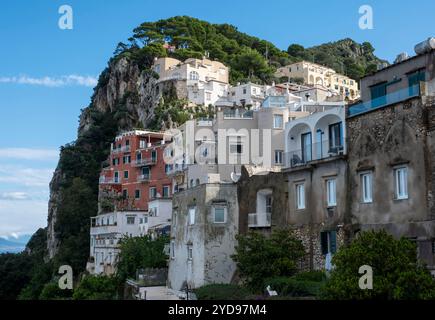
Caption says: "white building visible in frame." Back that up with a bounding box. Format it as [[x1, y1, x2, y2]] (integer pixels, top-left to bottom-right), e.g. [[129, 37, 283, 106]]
[[87, 211, 147, 275], [152, 57, 229, 106]]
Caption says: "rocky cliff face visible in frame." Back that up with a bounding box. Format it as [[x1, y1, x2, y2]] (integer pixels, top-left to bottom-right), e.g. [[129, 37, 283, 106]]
[[46, 56, 176, 259]]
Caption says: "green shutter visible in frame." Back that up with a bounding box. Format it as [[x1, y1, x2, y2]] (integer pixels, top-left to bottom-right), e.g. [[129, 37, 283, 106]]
[[330, 231, 337, 254]]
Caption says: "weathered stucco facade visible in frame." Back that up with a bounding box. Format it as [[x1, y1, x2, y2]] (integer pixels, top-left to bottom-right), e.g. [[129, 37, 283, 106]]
[[168, 183, 238, 290]]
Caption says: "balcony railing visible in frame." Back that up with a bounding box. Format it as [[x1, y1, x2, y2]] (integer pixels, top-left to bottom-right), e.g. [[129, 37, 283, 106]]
[[132, 158, 157, 167], [284, 140, 344, 168], [137, 174, 151, 182], [348, 84, 420, 117], [112, 145, 131, 153], [99, 177, 121, 184], [223, 109, 254, 119], [248, 212, 271, 228], [167, 163, 188, 175]]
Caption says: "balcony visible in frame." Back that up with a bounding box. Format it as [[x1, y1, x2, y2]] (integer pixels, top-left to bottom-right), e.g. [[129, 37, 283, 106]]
[[132, 158, 157, 167], [167, 163, 188, 175], [248, 212, 271, 228], [99, 177, 121, 185], [112, 145, 131, 153], [90, 224, 119, 235], [137, 174, 151, 183], [284, 141, 344, 168], [348, 84, 420, 117], [223, 109, 254, 119]]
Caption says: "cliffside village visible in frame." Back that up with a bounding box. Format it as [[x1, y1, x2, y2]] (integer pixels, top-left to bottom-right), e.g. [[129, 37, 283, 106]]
[[85, 38, 435, 298]]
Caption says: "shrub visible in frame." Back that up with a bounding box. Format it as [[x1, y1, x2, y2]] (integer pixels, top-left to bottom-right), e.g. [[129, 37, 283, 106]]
[[194, 284, 251, 300], [321, 230, 435, 300], [232, 228, 305, 291], [266, 276, 324, 297], [72, 275, 119, 300]]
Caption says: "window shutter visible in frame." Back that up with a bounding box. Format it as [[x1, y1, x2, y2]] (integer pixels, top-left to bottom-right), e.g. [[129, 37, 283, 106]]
[[330, 231, 337, 254]]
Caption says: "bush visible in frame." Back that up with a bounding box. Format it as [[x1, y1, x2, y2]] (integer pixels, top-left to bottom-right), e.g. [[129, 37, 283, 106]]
[[72, 275, 119, 300], [292, 271, 327, 282], [232, 228, 305, 291], [321, 230, 435, 300], [39, 282, 72, 300], [194, 284, 251, 300], [266, 276, 325, 297]]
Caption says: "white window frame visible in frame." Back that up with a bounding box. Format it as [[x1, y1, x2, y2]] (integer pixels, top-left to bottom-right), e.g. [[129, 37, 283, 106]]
[[163, 185, 170, 198], [273, 114, 284, 129], [296, 183, 305, 210], [326, 178, 337, 207], [187, 245, 193, 261], [360, 171, 373, 203], [394, 166, 408, 200], [274, 150, 283, 165], [126, 216, 135, 225], [213, 207, 226, 223], [188, 207, 196, 225], [149, 187, 157, 199]]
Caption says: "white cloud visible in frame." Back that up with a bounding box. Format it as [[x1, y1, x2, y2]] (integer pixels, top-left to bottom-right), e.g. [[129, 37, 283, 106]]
[[0, 167, 54, 187], [0, 192, 30, 200], [0, 74, 98, 87], [0, 148, 59, 161], [0, 199, 48, 237]]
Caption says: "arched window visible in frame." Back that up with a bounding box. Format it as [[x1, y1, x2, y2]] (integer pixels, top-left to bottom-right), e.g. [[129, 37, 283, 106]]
[[189, 71, 199, 80], [196, 178, 200, 186]]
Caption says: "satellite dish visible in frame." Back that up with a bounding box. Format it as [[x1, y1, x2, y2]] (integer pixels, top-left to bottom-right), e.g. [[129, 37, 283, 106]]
[[230, 172, 241, 183]]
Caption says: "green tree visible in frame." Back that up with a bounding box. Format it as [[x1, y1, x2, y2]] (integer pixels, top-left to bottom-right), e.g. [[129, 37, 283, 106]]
[[39, 281, 72, 300], [232, 229, 305, 291], [321, 230, 435, 300], [287, 44, 305, 58], [73, 275, 119, 300], [116, 235, 169, 281]]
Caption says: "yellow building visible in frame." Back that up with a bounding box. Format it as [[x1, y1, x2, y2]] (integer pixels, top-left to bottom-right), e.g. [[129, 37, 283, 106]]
[[275, 61, 359, 100]]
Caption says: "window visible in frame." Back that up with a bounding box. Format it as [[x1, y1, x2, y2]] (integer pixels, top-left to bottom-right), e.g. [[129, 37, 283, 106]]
[[154, 64, 160, 74], [171, 241, 175, 259], [243, 88, 247, 94], [394, 166, 408, 199], [151, 150, 157, 162], [122, 189, 128, 199], [136, 152, 142, 161], [114, 171, 119, 183], [361, 172, 373, 203], [123, 155, 131, 164], [273, 114, 284, 129], [124, 170, 129, 179], [189, 71, 199, 80], [126, 216, 135, 225], [135, 189, 141, 200], [206, 92, 212, 100], [187, 245, 193, 261], [214, 207, 226, 223], [296, 183, 305, 209], [230, 143, 243, 154], [274, 150, 283, 165], [328, 122, 343, 150], [149, 187, 157, 199], [326, 179, 337, 207], [188, 207, 196, 225], [163, 185, 170, 198], [320, 231, 337, 255]]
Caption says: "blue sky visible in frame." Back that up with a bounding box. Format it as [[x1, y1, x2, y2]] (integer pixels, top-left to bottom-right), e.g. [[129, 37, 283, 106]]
[[0, 0, 433, 238]]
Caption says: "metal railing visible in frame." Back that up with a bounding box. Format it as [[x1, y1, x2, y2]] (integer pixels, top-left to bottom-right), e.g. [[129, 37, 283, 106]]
[[132, 158, 157, 167], [284, 140, 344, 168], [99, 176, 121, 184], [137, 174, 151, 182], [112, 145, 131, 153], [223, 109, 254, 119], [248, 212, 271, 228], [348, 84, 420, 117]]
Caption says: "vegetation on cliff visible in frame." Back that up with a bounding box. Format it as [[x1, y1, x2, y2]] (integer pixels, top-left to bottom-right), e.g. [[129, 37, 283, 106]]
[[0, 16, 387, 300]]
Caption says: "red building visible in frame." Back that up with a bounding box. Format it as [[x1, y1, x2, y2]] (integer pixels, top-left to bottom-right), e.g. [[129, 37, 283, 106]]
[[99, 130, 172, 212]]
